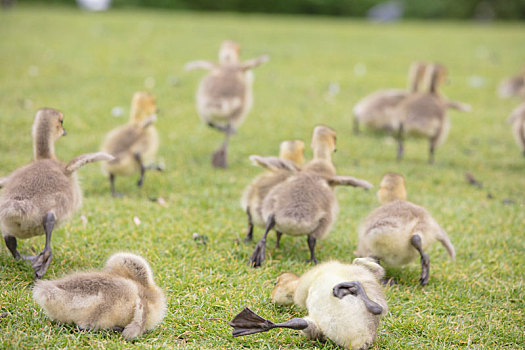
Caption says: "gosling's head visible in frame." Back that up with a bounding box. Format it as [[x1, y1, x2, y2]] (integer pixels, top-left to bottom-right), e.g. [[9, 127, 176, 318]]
[[104, 252, 155, 287], [311, 125, 337, 157], [32, 108, 66, 142], [271, 272, 299, 306], [219, 40, 240, 64], [130, 92, 157, 124], [377, 172, 407, 204], [408, 61, 428, 92], [353, 257, 385, 280], [279, 140, 305, 166]]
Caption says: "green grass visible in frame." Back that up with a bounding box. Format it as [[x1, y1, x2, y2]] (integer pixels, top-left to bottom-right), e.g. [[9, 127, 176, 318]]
[[1, 5, 524, 349]]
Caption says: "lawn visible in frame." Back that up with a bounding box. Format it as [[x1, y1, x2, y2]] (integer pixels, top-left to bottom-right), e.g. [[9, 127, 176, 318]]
[[0, 5, 524, 349]]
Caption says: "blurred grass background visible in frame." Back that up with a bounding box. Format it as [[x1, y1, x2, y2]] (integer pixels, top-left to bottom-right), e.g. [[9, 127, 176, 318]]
[[0, 4, 524, 349]]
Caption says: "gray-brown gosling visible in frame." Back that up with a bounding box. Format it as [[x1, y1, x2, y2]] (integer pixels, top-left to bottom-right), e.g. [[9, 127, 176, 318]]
[[354, 173, 455, 286], [185, 40, 269, 168], [353, 61, 427, 134], [241, 140, 305, 245], [101, 91, 160, 197], [395, 63, 471, 163], [248, 126, 373, 267], [499, 65, 525, 98], [507, 102, 525, 156], [33, 252, 166, 340], [0, 108, 113, 278], [229, 258, 387, 350]]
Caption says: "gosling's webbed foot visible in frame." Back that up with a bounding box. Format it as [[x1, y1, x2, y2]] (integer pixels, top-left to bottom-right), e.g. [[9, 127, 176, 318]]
[[24, 249, 52, 279], [306, 258, 319, 265], [380, 277, 398, 286], [212, 147, 228, 168], [419, 252, 430, 286], [112, 326, 125, 333], [248, 240, 266, 268], [137, 177, 144, 188]]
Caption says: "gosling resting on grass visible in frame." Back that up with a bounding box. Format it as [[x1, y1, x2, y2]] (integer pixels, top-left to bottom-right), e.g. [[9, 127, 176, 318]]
[[353, 61, 427, 134], [507, 102, 525, 157], [354, 173, 455, 285], [185, 40, 269, 168], [101, 91, 160, 197], [248, 126, 373, 267], [395, 64, 471, 163], [229, 259, 387, 350], [0, 108, 113, 278], [33, 252, 166, 340], [241, 140, 305, 245]]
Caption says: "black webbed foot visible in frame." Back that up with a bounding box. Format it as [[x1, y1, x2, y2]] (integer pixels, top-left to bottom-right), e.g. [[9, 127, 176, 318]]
[[306, 258, 319, 265], [332, 281, 383, 315], [249, 240, 266, 268], [228, 308, 309, 337], [212, 147, 228, 168], [23, 249, 52, 279]]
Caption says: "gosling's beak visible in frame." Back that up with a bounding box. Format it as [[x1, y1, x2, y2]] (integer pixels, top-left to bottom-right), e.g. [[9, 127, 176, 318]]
[[62, 129, 67, 136], [334, 148, 337, 153]]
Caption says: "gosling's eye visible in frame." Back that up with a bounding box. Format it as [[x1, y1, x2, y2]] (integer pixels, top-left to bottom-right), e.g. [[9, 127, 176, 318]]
[[60, 120, 63, 125]]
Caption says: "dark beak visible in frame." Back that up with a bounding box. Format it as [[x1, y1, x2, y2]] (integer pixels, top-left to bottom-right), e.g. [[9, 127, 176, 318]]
[[334, 148, 337, 153]]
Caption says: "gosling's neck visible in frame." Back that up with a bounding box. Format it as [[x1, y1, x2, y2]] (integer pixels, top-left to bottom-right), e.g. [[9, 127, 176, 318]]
[[307, 148, 336, 176], [33, 124, 55, 160]]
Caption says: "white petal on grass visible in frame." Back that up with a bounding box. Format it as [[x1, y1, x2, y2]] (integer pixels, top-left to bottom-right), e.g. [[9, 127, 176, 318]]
[[133, 216, 141, 226]]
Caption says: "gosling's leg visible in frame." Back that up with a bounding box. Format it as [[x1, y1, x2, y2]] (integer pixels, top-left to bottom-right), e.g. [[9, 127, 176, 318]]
[[212, 124, 233, 169], [4, 235, 21, 260], [306, 235, 318, 265], [275, 231, 282, 249], [332, 281, 383, 315], [353, 117, 360, 135], [26, 212, 55, 279], [428, 136, 438, 164], [135, 153, 146, 187], [249, 214, 275, 268], [109, 173, 123, 198], [410, 234, 430, 286], [396, 124, 404, 162], [244, 207, 254, 243]]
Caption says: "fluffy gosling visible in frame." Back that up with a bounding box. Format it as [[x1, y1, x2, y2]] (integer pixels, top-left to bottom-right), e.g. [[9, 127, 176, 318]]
[[101, 91, 160, 197], [507, 102, 525, 156], [33, 252, 166, 340], [0, 108, 113, 279], [354, 173, 455, 285], [185, 40, 269, 168], [241, 140, 305, 245], [229, 258, 387, 350], [248, 126, 373, 267], [499, 65, 525, 98], [353, 61, 427, 134]]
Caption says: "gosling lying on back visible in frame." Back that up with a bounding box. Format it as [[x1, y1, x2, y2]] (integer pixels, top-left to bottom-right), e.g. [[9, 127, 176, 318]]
[[353, 61, 427, 134], [228, 258, 387, 350], [248, 126, 373, 267], [0, 108, 113, 278], [507, 102, 525, 157], [240, 140, 305, 245], [101, 91, 160, 197], [185, 40, 269, 168], [354, 173, 455, 285], [395, 63, 471, 163], [33, 252, 166, 340]]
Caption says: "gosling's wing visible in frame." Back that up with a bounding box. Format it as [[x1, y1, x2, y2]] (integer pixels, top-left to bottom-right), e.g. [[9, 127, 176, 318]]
[[138, 114, 157, 129], [185, 60, 216, 71], [240, 55, 269, 71], [65, 152, 115, 175], [249, 155, 299, 172], [445, 100, 471, 112], [328, 176, 373, 189]]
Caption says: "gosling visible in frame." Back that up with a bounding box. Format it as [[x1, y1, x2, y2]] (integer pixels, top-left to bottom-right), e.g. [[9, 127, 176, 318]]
[[0, 108, 113, 278], [507, 102, 525, 156], [229, 258, 387, 350], [185, 40, 269, 168], [249, 126, 373, 267], [33, 252, 166, 340], [353, 61, 427, 134], [499, 65, 525, 98], [395, 63, 471, 163], [241, 140, 305, 245], [101, 91, 160, 197], [354, 173, 455, 286]]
